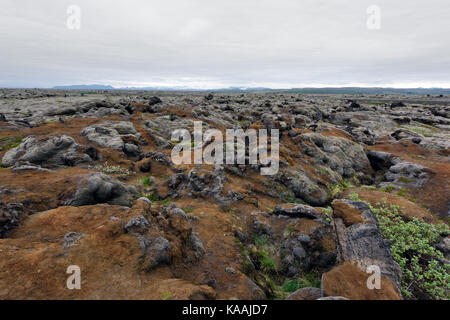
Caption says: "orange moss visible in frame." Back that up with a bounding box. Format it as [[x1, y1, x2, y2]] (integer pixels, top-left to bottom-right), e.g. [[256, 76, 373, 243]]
[[323, 262, 402, 300], [332, 200, 365, 227]]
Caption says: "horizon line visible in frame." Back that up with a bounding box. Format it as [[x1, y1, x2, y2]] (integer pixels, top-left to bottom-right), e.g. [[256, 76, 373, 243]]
[[2, 85, 450, 90]]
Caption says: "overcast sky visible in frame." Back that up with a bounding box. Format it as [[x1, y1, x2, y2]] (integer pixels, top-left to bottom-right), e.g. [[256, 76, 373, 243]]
[[1, 0, 449, 88]]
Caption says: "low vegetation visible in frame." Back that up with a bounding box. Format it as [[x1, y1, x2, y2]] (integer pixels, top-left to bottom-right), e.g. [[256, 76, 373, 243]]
[[139, 176, 152, 187], [328, 180, 352, 199], [88, 161, 131, 175], [139, 191, 173, 206], [404, 125, 434, 137], [350, 192, 449, 299], [0, 136, 23, 151]]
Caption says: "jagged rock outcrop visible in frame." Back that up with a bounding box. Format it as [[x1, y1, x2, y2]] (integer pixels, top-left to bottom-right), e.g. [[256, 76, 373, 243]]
[[0, 202, 23, 238], [300, 132, 371, 179], [331, 199, 402, 290], [138, 236, 171, 270], [124, 200, 206, 270], [280, 221, 336, 276]]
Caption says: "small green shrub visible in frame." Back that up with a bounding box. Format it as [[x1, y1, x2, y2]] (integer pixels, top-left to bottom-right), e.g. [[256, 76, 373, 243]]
[[351, 192, 450, 300], [139, 192, 172, 206], [159, 197, 173, 206], [283, 222, 296, 236], [260, 254, 278, 273], [161, 292, 172, 300], [398, 176, 414, 184], [280, 272, 322, 293], [140, 176, 151, 187], [140, 192, 159, 202], [251, 234, 278, 274], [254, 234, 269, 247], [281, 279, 300, 293], [328, 180, 352, 199], [318, 168, 327, 176], [380, 185, 396, 193], [322, 206, 332, 223], [374, 204, 449, 299], [349, 192, 359, 201]]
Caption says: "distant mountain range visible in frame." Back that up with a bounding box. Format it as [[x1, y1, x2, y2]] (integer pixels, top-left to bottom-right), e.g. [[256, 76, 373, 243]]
[[53, 84, 115, 90], [52, 85, 450, 95]]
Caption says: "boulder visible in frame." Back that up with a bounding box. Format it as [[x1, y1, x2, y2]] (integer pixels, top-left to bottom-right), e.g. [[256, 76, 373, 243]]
[[368, 151, 430, 188], [348, 101, 362, 110], [276, 170, 328, 206], [390, 102, 406, 108], [187, 167, 226, 199], [273, 203, 325, 220], [80, 121, 141, 151], [291, 104, 323, 121], [300, 133, 371, 178], [147, 96, 162, 106], [391, 129, 421, 141], [367, 151, 396, 171], [187, 232, 206, 260], [2, 135, 92, 168], [252, 216, 272, 235], [385, 161, 429, 187], [123, 143, 141, 157], [143, 151, 172, 167], [63, 173, 137, 207]]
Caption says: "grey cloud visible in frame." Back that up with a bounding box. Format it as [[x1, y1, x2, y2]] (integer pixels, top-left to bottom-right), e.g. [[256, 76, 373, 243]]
[[0, 0, 449, 88]]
